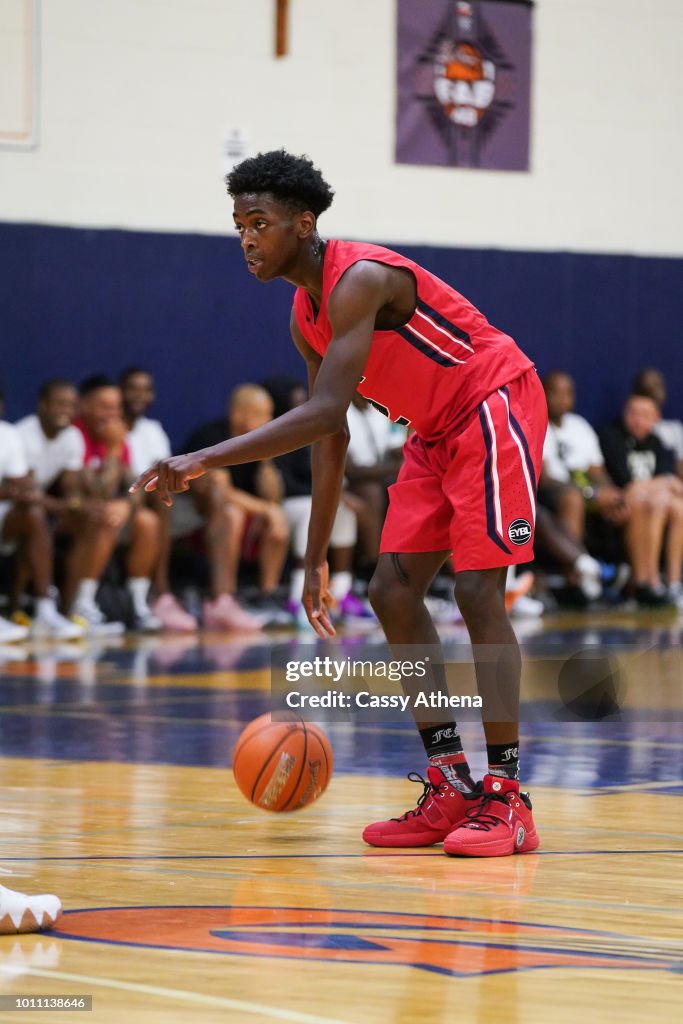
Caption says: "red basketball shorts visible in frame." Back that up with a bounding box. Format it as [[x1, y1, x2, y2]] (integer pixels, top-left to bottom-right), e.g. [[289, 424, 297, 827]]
[[380, 369, 548, 570]]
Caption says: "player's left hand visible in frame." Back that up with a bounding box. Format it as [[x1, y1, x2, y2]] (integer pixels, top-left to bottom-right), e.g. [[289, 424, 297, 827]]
[[130, 452, 208, 507], [302, 561, 336, 638]]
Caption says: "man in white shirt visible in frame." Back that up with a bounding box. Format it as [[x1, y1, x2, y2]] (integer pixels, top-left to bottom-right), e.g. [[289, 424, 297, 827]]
[[16, 380, 85, 492], [538, 372, 628, 600], [0, 382, 82, 640], [0, 415, 30, 641], [121, 368, 196, 631]]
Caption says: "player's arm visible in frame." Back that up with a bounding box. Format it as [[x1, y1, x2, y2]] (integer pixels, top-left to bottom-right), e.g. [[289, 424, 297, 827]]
[[291, 311, 349, 638], [131, 262, 391, 507]]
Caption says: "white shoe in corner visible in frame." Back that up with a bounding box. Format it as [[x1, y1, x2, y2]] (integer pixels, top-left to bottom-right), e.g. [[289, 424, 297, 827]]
[[0, 883, 62, 934], [0, 616, 29, 643], [71, 601, 125, 637], [32, 603, 84, 641]]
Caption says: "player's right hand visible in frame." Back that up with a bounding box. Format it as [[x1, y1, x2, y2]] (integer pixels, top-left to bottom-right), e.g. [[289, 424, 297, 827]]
[[302, 561, 335, 638], [130, 452, 208, 507]]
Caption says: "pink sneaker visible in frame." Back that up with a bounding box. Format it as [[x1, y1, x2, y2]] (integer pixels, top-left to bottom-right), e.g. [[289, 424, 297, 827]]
[[150, 594, 199, 633], [203, 594, 262, 633]]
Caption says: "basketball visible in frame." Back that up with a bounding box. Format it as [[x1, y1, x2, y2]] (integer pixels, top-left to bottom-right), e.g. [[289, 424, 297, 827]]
[[232, 713, 333, 812]]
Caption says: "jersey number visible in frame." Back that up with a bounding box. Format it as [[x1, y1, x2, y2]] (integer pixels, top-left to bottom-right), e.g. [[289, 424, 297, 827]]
[[358, 379, 411, 427]]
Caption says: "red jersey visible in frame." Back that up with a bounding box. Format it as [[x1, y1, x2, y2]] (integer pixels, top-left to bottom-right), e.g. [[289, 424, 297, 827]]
[[293, 240, 534, 440], [74, 420, 131, 471]]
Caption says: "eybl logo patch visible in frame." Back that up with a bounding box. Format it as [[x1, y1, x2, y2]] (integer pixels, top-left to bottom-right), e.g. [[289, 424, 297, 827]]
[[507, 518, 532, 545]]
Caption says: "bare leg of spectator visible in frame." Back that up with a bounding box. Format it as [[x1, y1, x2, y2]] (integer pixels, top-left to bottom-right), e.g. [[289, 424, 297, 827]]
[[147, 494, 198, 632], [257, 507, 289, 595], [624, 481, 669, 588], [192, 474, 261, 632], [555, 484, 586, 543], [534, 506, 601, 599], [63, 499, 130, 612], [151, 495, 172, 596], [124, 506, 162, 630], [3, 505, 53, 605], [665, 498, 683, 586]]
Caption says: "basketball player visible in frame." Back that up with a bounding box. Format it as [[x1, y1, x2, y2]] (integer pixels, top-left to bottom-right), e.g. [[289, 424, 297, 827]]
[[132, 151, 547, 857]]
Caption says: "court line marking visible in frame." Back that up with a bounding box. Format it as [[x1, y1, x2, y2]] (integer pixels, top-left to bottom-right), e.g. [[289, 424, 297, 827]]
[[14, 862, 682, 918], [4, 849, 683, 861], [590, 779, 683, 793], [26, 968, 352, 1024]]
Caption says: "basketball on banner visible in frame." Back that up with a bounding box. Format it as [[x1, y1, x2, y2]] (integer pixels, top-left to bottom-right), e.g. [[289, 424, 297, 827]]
[[396, 0, 534, 171]]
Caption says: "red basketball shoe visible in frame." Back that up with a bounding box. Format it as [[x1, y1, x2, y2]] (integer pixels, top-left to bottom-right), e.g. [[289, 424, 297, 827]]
[[362, 767, 470, 848], [443, 774, 539, 857]]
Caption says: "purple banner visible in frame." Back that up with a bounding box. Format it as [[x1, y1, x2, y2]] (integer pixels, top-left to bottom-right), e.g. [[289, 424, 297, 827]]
[[396, 0, 533, 171]]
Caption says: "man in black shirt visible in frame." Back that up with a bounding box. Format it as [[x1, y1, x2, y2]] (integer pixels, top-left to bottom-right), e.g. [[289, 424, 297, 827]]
[[599, 394, 683, 607]]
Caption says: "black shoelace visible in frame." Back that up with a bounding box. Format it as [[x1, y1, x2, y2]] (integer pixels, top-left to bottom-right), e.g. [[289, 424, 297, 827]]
[[459, 792, 510, 832], [390, 772, 448, 822]]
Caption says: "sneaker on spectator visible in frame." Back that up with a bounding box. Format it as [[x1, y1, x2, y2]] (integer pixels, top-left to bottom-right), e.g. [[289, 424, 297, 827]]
[[202, 593, 262, 633], [667, 582, 683, 612], [133, 608, 163, 633], [150, 593, 199, 633], [575, 553, 602, 601], [71, 601, 125, 637], [287, 599, 313, 631], [504, 570, 535, 611], [247, 593, 294, 628], [509, 594, 544, 619], [339, 591, 376, 621], [633, 584, 673, 609], [425, 595, 464, 625], [31, 601, 84, 641], [0, 616, 29, 643]]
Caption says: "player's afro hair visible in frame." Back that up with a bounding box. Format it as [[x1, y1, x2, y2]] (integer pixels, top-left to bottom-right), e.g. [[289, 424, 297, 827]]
[[226, 150, 334, 218]]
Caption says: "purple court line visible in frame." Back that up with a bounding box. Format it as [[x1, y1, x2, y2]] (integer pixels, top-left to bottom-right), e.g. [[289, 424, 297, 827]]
[[2, 849, 683, 862]]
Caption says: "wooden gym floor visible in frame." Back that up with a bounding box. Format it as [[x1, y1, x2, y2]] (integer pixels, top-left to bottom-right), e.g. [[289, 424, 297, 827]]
[[0, 610, 682, 1023]]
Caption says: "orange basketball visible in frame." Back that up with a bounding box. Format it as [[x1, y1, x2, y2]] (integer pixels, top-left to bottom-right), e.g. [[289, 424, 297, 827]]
[[232, 713, 333, 812]]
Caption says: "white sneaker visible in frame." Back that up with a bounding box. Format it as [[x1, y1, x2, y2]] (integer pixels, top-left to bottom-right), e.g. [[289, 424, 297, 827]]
[[668, 582, 683, 612], [575, 553, 602, 600], [0, 883, 62, 934], [133, 608, 163, 633], [510, 594, 545, 619], [32, 603, 85, 641], [71, 601, 125, 637], [425, 595, 464, 624], [0, 617, 29, 643]]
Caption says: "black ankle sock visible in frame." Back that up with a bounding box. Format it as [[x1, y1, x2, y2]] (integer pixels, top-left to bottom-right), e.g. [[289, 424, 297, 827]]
[[486, 741, 520, 780], [418, 724, 474, 790], [419, 723, 463, 759]]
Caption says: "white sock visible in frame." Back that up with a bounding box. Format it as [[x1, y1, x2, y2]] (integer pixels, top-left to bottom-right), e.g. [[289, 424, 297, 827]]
[[289, 568, 305, 603], [35, 596, 57, 619], [74, 579, 98, 608], [575, 554, 601, 600], [127, 577, 151, 616], [330, 571, 353, 601], [575, 553, 600, 576]]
